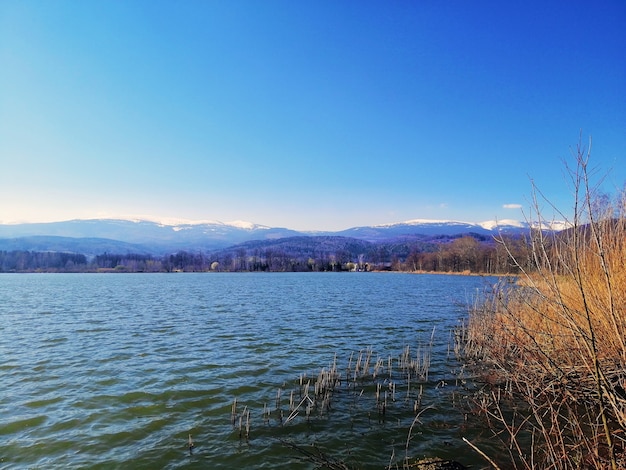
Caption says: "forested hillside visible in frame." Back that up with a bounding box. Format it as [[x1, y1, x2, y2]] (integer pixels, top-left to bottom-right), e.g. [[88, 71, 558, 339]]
[[0, 232, 531, 274]]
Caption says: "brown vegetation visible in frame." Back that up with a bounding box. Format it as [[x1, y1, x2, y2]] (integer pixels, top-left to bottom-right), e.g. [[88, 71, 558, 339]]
[[461, 143, 626, 468]]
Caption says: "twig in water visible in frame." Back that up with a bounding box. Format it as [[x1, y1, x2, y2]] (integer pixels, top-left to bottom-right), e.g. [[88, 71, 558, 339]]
[[280, 439, 354, 470], [231, 398, 237, 425], [275, 388, 281, 410], [284, 395, 314, 425], [405, 405, 434, 465], [245, 408, 250, 440], [462, 437, 501, 470]]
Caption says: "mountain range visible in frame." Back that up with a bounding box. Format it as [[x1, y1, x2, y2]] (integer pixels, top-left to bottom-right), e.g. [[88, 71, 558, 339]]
[[0, 217, 562, 256]]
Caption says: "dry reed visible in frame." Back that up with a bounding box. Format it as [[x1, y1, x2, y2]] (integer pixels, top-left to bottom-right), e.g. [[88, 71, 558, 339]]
[[229, 337, 437, 441], [461, 144, 626, 469]]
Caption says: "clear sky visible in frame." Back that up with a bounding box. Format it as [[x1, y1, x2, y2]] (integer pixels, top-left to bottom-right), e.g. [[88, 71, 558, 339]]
[[1, 1, 625, 231]]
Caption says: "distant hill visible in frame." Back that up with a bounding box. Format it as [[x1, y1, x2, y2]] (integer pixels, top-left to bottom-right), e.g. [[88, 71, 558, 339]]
[[212, 235, 375, 261], [0, 217, 560, 256], [0, 236, 152, 257], [0, 219, 300, 254], [207, 234, 447, 271]]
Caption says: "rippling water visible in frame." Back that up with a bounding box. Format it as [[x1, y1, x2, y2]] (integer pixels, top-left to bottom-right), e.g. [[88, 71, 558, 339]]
[[1, 273, 499, 469]]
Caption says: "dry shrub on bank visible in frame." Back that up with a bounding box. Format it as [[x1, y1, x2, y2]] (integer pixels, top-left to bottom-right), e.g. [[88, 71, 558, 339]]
[[463, 143, 626, 469]]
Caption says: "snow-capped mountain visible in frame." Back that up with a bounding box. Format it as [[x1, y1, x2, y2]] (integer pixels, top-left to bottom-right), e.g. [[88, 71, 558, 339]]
[[333, 218, 536, 241], [0, 218, 298, 254], [0, 217, 560, 255]]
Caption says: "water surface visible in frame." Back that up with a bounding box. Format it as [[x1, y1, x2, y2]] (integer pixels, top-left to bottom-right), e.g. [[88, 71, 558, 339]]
[[0, 273, 498, 469]]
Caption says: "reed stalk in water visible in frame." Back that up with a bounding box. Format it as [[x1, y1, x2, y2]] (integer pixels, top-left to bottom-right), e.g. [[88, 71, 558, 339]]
[[227, 333, 441, 468]]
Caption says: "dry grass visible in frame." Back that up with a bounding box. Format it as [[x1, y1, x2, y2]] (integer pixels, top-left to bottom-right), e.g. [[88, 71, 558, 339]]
[[461, 143, 626, 469]]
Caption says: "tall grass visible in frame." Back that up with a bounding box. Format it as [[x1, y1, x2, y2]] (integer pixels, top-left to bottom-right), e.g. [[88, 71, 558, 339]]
[[462, 142, 626, 469]]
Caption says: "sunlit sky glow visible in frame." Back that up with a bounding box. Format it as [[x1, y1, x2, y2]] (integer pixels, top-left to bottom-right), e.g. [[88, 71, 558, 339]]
[[1, 1, 625, 231]]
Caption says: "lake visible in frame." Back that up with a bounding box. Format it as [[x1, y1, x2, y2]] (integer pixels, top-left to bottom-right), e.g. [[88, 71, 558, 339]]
[[0, 272, 500, 469]]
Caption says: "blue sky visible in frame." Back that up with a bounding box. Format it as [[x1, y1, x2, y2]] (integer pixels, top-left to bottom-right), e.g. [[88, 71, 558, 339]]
[[1, 1, 625, 231]]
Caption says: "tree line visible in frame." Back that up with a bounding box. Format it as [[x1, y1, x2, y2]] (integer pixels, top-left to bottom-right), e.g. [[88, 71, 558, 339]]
[[0, 251, 89, 272], [0, 233, 536, 274]]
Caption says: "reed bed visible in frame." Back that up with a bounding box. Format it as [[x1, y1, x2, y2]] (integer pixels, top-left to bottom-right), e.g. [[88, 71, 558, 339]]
[[230, 342, 434, 427], [459, 148, 626, 469], [228, 335, 441, 468]]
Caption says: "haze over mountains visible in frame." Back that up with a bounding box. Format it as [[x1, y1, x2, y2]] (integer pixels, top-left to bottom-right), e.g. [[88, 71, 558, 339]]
[[0, 217, 565, 257]]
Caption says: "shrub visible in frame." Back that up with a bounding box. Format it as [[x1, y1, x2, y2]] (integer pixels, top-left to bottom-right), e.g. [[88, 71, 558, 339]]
[[463, 141, 626, 469]]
